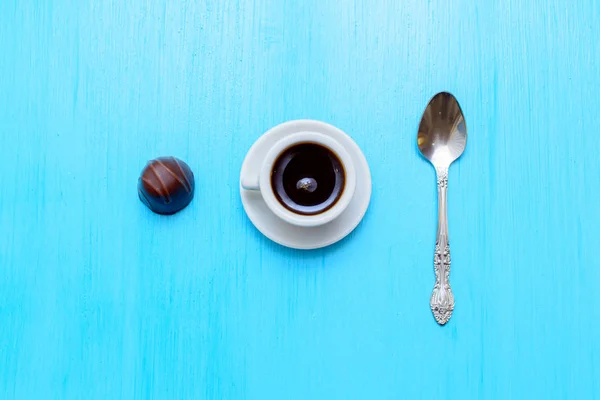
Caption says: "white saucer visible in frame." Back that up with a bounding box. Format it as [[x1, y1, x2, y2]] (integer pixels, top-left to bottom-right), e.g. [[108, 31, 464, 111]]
[[239, 120, 372, 250]]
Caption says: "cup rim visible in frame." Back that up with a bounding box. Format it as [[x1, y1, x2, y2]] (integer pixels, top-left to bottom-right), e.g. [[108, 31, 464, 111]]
[[259, 131, 357, 227]]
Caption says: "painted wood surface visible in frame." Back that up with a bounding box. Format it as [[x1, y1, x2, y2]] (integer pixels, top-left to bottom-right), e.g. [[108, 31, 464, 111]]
[[1, 0, 599, 398]]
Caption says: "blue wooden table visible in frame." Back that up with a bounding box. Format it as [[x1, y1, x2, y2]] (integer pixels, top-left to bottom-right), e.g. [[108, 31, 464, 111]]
[[1, 1, 599, 398]]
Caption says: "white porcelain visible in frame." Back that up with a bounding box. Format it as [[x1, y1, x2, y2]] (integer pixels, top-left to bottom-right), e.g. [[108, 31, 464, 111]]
[[240, 120, 371, 250], [240, 131, 356, 228]]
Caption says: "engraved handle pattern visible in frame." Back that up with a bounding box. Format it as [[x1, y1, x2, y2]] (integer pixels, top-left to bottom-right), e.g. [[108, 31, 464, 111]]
[[431, 168, 454, 325]]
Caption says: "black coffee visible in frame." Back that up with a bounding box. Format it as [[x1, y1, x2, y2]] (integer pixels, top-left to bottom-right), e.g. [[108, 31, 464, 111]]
[[271, 143, 345, 215]]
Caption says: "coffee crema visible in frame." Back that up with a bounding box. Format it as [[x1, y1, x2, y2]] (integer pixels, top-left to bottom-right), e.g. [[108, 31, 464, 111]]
[[271, 143, 345, 216]]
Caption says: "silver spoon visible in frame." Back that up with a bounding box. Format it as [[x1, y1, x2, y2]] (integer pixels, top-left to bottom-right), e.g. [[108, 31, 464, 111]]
[[417, 92, 467, 325]]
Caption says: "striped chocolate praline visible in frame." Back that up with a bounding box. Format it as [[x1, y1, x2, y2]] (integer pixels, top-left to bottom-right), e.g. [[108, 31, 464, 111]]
[[138, 157, 195, 215]]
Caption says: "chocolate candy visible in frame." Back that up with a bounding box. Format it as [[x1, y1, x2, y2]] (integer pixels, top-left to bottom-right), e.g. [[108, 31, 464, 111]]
[[138, 157, 195, 215]]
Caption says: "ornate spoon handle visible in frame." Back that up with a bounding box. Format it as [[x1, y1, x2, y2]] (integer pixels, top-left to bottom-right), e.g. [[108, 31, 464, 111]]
[[431, 167, 454, 325]]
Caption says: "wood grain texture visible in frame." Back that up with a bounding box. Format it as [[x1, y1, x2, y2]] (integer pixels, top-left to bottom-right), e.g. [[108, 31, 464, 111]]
[[1, 0, 599, 398]]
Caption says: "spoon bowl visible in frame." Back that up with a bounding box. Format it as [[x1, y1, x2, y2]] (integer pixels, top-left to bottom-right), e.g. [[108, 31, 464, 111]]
[[417, 92, 467, 168], [417, 92, 467, 325]]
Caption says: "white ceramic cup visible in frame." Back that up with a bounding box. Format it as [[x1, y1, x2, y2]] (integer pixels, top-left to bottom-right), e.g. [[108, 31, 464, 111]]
[[241, 131, 356, 227]]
